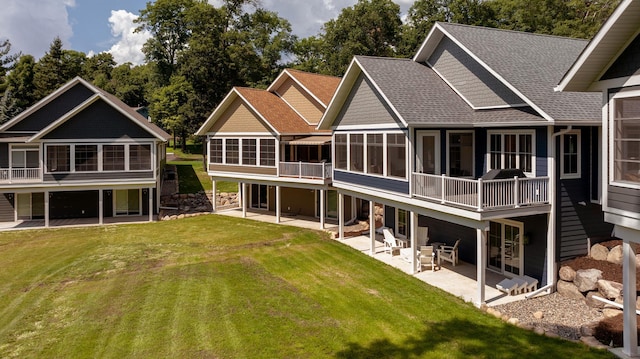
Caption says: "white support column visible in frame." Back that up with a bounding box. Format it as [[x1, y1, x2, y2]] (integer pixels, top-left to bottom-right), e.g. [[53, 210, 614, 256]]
[[319, 189, 325, 230], [44, 191, 49, 228], [623, 237, 638, 357], [275, 185, 281, 224], [369, 200, 375, 256], [242, 183, 248, 218], [237, 182, 242, 208], [148, 187, 153, 222], [211, 179, 217, 213], [99, 190, 104, 225], [338, 192, 344, 241], [476, 227, 487, 307], [410, 211, 418, 274]]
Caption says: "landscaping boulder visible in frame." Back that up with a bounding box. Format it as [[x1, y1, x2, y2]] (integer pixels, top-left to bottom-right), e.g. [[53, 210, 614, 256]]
[[573, 268, 602, 292], [597, 279, 622, 300], [558, 265, 576, 281], [585, 291, 606, 309], [590, 243, 609, 261], [557, 280, 585, 300], [603, 308, 623, 318], [607, 245, 623, 265]]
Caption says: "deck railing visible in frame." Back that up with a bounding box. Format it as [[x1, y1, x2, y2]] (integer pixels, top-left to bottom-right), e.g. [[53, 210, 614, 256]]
[[0, 168, 42, 183], [412, 173, 549, 211], [279, 162, 332, 180]]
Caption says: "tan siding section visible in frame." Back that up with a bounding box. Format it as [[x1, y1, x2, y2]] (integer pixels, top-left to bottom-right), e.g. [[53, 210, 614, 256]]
[[277, 78, 325, 124], [210, 97, 271, 133], [209, 164, 277, 176], [335, 74, 399, 127]]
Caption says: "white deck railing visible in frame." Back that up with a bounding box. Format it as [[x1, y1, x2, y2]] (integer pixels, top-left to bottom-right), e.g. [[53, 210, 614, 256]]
[[279, 162, 332, 180], [412, 173, 549, 211], [0, 168, 42, 183]]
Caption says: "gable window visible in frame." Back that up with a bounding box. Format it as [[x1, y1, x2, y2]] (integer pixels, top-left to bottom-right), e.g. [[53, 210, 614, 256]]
[[335, 134, 347, 170], [46, 145, 70, 172], [210, 139, 223, 164], [350, 134, 364, 172], [225, 139, 239, 164], [561, 131, 580, 179], [75, 145, 98, 172], [129, 144, 151, 171], [260, 139, 275, 166], [448, 132, 473, 177], [387, 133, 406, 178], [488, 131, 534, 176], [367, 134, 383, 175], [103, 145, 125, 171], [613, 97, 640, 184], [242, 139, 256, 165]]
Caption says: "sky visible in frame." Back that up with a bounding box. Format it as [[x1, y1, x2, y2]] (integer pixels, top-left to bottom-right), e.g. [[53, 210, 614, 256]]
[[0, 0, 414, 66]]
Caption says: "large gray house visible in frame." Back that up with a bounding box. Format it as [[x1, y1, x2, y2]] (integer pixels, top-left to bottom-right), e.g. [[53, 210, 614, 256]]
[[0, 77, 170, 227]]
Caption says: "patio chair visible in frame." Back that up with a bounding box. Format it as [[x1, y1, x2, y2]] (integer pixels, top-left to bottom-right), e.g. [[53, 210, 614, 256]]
[[417, 246, 437, 272], [437, 239, 460, 267], [417, 226, 430, 247], [382, 228, 401, 256]]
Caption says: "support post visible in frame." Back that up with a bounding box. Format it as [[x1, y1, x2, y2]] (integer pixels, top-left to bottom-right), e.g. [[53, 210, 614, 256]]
[[99, 189, 104, 225], [477, 178, 483, 211], [319, 189, 325, 230], [623, 238, 638, 357], [44, 191, 49, 228], [276, 185, 281, 223], [148, 187, 153, 222], [338, 192, 344, 241], [476, 227, 487, 307], [369, 200, 375, 256], [242, 183, 247, 218], [411, 211, 418, 274], [514, 176, 520, 208], [211, 179, 217, 213]]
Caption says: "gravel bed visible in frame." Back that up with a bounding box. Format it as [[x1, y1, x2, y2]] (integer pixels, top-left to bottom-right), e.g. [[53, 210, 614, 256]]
[[492, 292, 604, 341]]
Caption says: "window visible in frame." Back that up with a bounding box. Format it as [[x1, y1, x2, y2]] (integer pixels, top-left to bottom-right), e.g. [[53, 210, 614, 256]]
[[103, 145, 125, 171], [561, 132, 580, 179], [46, 145, 70, 172], [225, 139, 239, 164], [613, 97, 640, 184], [396, 208, 408, 238], [448, 132, 474, 177], [129, 144, 151, 171], [75, 145, 98, 172], [209, 139, 223, 164], [242, 139, 257, 165], [11, 146, 39, 169], [488, 132, 534, 175], [350, 134, 363, 172], [367, 134, 383, 175], [387, 133, 406, 178], [260, 139, 275, 166], [335, 134, 347, 170]]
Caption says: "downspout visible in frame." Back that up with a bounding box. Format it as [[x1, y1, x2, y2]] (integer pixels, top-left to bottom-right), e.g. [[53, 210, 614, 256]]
[[547, 125, 572, 291]]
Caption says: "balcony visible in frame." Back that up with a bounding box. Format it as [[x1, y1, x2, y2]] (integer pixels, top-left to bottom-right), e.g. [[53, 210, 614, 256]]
[[279, 162, 332, 180], [0, 168, 42, 183], [412, 173, 549, 211]]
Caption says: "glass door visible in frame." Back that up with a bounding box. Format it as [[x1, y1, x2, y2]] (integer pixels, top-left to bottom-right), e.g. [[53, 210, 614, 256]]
[[487, 220, 523, 276], [487, 221, 502, 272], [416, 131, 439, 174], [115, 189, 140, 216], [250, 184, 268, 209], [17, 193, 31, 220]]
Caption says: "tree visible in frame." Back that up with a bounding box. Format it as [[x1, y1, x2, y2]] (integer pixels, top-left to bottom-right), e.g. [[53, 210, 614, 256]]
[[291, 36, 327, 74], [4, 55, 36, 111], [0, 38, 20, 92], [33, 37, 86, 100], [398, 0, 450, 56], [148, 75, 195, 149], [82, 52, 116, 88]]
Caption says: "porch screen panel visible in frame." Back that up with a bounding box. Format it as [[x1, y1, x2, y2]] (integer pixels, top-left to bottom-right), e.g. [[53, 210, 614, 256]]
[[349, 134, 363, 172], [103, 145, 125, 171], [367, 134, 383, 175], [259, 139, 275, 166], [334, 134, 347, 170], [519, 134, 532, 173], [46, 145, 70, 172], [75, 145, 98, 172], [129, 145, 151, 171], [225, 139, 239, 164], [242, 139, 256, 165], [387, 134, 406, 178]]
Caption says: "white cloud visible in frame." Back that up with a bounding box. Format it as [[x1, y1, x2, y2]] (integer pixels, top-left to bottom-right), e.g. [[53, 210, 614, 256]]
[[106, 10, 150, 65], [0, 0, 75, 58]]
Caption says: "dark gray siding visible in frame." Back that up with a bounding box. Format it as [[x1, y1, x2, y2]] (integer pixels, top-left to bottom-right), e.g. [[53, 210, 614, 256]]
[[418, 215, 476, 264], [601, 33, 640, 80], [428, 37, 524, 107], [535, 127, 548, 176], [7, 83, 95, 132], [608, 185, 640, 213], [44, 171, 154, 182], [50, 190, 99, 219], [0, 193, 14, 221], [513, 214, 548, 284], [556, 127, 613, 260], [43, 99, 155, 139], [334, 170, 409, 194], [334, 74, 403, 127], [0, 143, 8, 168], [384, 205, 395, 229]]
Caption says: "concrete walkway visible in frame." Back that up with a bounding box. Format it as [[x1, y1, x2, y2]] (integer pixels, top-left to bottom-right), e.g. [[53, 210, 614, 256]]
[[216, 207, 538, 307]]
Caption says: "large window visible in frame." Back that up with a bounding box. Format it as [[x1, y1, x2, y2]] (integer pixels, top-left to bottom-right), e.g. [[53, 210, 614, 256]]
[[242, 139, 256, 165], [103, 145, 125, 171], [260, 139, 275, 166], [350, 134, 364, 172], [11, 146, 39, 169], [613, 97, 640, 184], [129, 144, 151, 171], [367, 134, 383, 175], [561, 132, 580, 179], [46, 145, 70, 172], [75, 145, 98, 172], [488, 131, 534, 175], [225, 139, 239, 164], [335, 134, 347, 170], [209, 139, 223, 164], [387, 134, 406, 178]]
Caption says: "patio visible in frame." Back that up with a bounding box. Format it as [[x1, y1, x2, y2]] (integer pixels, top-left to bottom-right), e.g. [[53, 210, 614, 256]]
[[217, 208, 539, 307], [0, 215, 153, 231]]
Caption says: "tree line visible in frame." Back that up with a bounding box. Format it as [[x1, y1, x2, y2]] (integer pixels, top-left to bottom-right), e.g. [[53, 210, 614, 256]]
[[0, 0, 619, 148]]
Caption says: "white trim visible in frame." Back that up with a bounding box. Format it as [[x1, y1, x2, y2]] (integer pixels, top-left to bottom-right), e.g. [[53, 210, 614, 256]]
[[560, 130, 582, 179], [486, 129, 536, 177], [446, 130, 475, 177], [328, 123, 404, 131], [203, 132, 275, 137]]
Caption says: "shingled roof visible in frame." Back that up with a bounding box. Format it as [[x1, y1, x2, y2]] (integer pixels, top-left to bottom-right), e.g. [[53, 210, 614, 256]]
[[416, 23, 601, 123], [285, 69, 342, 106]]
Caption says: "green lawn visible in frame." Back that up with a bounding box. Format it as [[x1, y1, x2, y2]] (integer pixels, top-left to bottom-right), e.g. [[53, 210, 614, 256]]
[[167, 145, 237, 194], [0, 216, 614, 358]]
